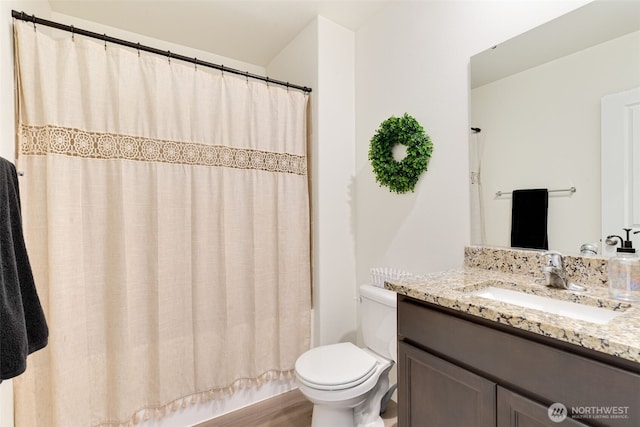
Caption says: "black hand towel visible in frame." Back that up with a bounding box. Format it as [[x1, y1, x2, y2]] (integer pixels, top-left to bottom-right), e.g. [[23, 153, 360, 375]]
[[510, 188, 549, 250], [0, 158, 48, 381]]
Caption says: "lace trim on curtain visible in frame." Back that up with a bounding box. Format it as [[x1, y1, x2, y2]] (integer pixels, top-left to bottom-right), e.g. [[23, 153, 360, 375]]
[[18, 124, 307, 176], [95, 368, 296, 427]]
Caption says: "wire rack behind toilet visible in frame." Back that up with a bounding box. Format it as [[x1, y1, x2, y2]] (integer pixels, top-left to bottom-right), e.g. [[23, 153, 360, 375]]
[[370, 267, 414, 287]]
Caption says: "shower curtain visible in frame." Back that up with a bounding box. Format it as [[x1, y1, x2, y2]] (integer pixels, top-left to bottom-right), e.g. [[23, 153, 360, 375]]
[[13, 21, 311, 427], [470, 131, 486, 245]]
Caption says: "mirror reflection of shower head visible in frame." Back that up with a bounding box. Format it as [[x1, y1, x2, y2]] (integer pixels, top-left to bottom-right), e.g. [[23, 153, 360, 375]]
[[579, 243, 598, 255], [605, 235, 622, 246]]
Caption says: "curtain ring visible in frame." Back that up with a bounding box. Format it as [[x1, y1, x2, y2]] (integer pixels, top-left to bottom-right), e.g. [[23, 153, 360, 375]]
[[70, 25, 74, 42], [167, 50, 171, 64], [245, 71, 249, 85], [221, 65, 224, 77], [266, 77, 269, 87], [103, 34, 107, 50], [137, 42, 140, 57], [194, 57, 197, 71], [32, 14, 36, 31], [286, 82, 290, 92]]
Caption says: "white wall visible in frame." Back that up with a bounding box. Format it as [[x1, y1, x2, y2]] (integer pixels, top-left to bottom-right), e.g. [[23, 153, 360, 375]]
[[268, 16, 358, 347], [267, 19, 321, 346], [472, 30, 640, 254], [313, 17, 357, 345], [354, 1, 588, 285]]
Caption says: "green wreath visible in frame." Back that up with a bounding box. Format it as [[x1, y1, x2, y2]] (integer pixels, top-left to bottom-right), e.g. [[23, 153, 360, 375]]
[[368, 113, 433, 194]]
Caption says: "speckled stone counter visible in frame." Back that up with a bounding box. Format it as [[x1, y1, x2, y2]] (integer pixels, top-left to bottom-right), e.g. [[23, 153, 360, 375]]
[[386, 246, 640, 364]]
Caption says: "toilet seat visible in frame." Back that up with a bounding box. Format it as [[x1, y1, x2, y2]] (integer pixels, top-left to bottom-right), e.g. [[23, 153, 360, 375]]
[[295, 342, 379, 391]]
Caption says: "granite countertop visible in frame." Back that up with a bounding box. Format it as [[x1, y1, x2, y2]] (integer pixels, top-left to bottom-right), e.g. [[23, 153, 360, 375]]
[[386, 266, 640, 364]]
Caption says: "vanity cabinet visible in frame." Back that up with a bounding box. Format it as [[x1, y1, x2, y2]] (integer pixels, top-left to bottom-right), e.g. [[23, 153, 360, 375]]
[[399, 341, 496, 425], [397, 295, 640, 427]]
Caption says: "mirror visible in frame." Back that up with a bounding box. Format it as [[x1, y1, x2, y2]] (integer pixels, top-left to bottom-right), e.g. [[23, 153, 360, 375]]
[[470, 1, 640, 255]]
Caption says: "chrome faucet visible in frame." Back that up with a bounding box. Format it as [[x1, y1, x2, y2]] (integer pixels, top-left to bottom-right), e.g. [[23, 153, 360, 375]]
[[541, 251, 586, 291]]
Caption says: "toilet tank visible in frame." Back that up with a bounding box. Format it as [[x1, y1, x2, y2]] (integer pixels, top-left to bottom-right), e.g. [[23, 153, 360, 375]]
[[359, 284, 397, 360]]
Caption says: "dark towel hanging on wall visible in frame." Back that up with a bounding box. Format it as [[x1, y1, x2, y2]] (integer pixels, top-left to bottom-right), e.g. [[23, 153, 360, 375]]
[[510, 188, 549, 250], [0, 157, 48, 382]]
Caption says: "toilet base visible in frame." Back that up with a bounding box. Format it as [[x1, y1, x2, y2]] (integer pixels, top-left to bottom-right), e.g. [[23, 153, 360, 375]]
[[358, 418, 384, 427], [311, 404, 356, 427], [310, 403, 385, 427], [304, 362, 392, 427], [354, 363, 389, 427]]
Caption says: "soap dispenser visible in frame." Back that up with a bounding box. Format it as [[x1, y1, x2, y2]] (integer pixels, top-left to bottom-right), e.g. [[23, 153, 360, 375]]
[[607, 228, 640, 301]]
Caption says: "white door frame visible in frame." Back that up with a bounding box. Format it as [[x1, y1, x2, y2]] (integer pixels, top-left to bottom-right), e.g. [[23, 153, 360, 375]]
[[601, 87, 640, 256]]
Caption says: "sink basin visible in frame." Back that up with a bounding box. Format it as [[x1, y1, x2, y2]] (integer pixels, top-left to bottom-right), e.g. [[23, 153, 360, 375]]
[[471, 286, 624, 325]]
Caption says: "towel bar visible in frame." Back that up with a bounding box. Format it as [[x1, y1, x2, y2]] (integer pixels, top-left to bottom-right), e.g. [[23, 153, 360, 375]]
[[495, 186, 576, 197]]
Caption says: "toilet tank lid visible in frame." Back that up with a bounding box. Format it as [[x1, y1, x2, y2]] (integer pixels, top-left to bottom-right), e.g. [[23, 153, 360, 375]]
[[360, 284, 396, 307]]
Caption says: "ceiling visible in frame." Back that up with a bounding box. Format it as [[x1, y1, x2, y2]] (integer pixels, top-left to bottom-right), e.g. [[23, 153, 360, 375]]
[[48, 0, 394, 67], [471, 0, 640, 88]]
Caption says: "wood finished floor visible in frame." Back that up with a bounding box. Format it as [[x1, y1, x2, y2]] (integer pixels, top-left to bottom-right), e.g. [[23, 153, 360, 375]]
[[195, 388, 398, 427]]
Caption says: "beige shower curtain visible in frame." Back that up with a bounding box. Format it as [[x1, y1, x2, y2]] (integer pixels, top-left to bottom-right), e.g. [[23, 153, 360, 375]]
[[13, 21, 310, 427]]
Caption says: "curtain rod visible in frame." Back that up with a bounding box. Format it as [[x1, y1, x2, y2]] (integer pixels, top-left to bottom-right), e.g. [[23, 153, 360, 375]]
[[11, 10, 312, 94]]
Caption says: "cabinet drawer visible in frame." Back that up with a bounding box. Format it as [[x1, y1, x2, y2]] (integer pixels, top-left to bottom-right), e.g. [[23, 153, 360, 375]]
[[398, 296, 640, 426]]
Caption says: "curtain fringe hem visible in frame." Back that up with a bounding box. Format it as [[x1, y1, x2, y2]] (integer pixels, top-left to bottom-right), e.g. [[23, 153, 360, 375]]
[[92, 368, 296, 427]]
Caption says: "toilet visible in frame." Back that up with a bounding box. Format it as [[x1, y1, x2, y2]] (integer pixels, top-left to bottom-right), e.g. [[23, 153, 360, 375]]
[[295, 284, 397, 427]]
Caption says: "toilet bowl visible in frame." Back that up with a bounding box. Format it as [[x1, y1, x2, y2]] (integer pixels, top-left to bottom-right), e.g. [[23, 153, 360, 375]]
[[295, 284, 397, 427]]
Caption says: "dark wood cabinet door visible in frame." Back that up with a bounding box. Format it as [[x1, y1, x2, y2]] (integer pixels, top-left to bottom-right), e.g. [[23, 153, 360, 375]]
[[398, 341, 496, 427], [497, 387, 589, 427]]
